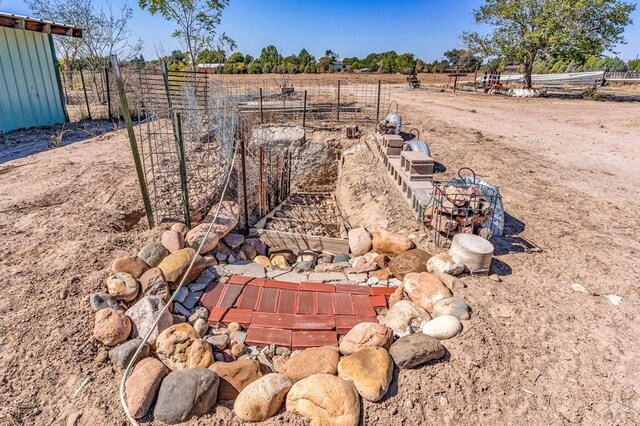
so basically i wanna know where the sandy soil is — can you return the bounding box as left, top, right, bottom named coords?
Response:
left=1, top=82, right=639, bottom=426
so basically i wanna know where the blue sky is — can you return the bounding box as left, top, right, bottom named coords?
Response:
left=5, top=0, right=640, bottom=61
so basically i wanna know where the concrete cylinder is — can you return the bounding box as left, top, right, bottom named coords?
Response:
left=449, top=234, right=494, bottom=275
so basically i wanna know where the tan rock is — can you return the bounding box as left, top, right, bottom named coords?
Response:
left=271, top=254, right=289, bottom=269
left=388, top=283, right=405, bottom=308
left=373, top=254, right=391, bottom=268
left=125, top=357, right=168, bottom=419
left=185, top=223, right=220, bottom=254
left=137, top=242, right=168, bottom=268
left=209, top=358, right=265, bottom=401
left=234, top=373, right=293, bottom=422
left=380, top=300, right=431, bottom=338
left=369, top=268, right=392, bottom=281
left=139, top=268, right=170, bottom=303
left=162, top=230, right=184, bottom=253
left=388, top=248, right=431, bottom=280
left=286, top=374, right=360, bottom=426
left=253, top=255, right=272, bottom=268
left=106, top=272, right=139, bottom=302
left=348, top=227, right=372, bottom=256
left=155, top=323, right=213, bottom=370
left=171, top=222, right=190, bottom=237
left=426, top=253, right=465, bottom=276
left=338, top=322, right=393, bottom=355
left=227, top=322, right=242, bottom=333
left=372, top=228, right=415, bottom=256
left=157, top=248, right=197, bottom=283
left=202, top=201, right=240, bottom=237
left=432, top=271, right=467, bottom=291
left=112, top=256, right=149, bottom=278
left=337, top=347, right=393, bottom=402
left=280, top=346, right=340, bottom=382
left=175, top=254, right=207, bottom=289
left=403, top=272, right=453, bottom=313
left=93, top=308, right=131, bottom=346
left=269, top=249, right=296, bottom=264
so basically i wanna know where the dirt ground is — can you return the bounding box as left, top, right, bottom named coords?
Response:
left=1, top=80, right=639, bottom=426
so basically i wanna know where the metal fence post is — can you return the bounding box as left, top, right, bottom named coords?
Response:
left=240, top=134, right=250, bottom=234
left=105, top=67, right=112, bottom=120
left=259, top=88, right=264, bottom=124
left=172, top=112, right=192, bottom=228
left=79, top=66, right=92, bottom=120
left=110, top=55, right=154, bottom=228
left=337, top=80, right=341, bottom=122
left=303, top=90, right=307, bottom=128
left=259, top=147, right=264, bottom=218
left=375, top=79, right=382, bottom=125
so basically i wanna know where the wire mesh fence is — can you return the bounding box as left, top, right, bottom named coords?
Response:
left=58, top=66, right=114, bottom=121
left=110, top=59, right=390, bottom=227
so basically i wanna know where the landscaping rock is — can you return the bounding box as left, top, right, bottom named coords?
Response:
left=162, top=230, right=184, bottom=253
left=388, top=333, right=445, bottom=369
left=421, top=315, right=462, bottom=340
left=93, top=308, right=131, bottom=346
left=344, top=262, right=378, bottom=274
left=125, top=357, right=168, bottom=419
left=403, top=272, right=453, bottom=313
left=234, top=373, right=293, bottom=422
left=138, top=242, right=168, bottom=268
left=172, top=302, right=191, bottom=317
left=307, top=272, right=348, bottom=283
left=294, top=261, right=315, bottom=272
left=317, top=253, right=334, bottom=264
left=286, top=374, right=359, bottom=426
left=223, top=233, right=245, bottom=249
left=244, top=238, right=267, bottom=256
left=125, top=296, right=172, bottom=344
left=269, top=249, right=296, bottom=264
left=338, top=347, right=393, bottom=402
left=89, top=292, right=123, bottom=312
left=171, top=222, right=189, bottom=237
left=185, top=223, right=220, bottom=254
left=432, top=297, right=470, bottom=320
left=183, top=290, right=203, bottom=310
left=155, top=323, right=213, bottom=370
left=280, top=347, right=340, bottom=382
left=178, top=254, right=207, bottom=288
left=225, top=261, right=267, bottom=278
left=432, top=271, right=467, bottom=291
left=139, top=268, right=170, bottom=303
left=209, top=358, right=265, bottom=401
left=348, top=228, right=372, bottom=256
left=157, top=248, right=198, bottom=283
left=231, top=330, right=247, bottom=345
left=426, top=253, right=465, bottom=276
left=189, top=306, right=209, bottom=323
left=193, top=318, right=209, bottom=337
left=388, top=249, right=431, bottom=280
left=230, top=342, right=246, bottom=358
left=380, top=300, right=431, bottom=338
left=373, top=254, right=391, bottom=268
left=315, top=261, right=351, bottom=273
left=206, top=334, right=229, bottom=351
left=333, top=253, right=350, bottom=263
left=240, top=244, right=257, bottom=260
left=154, top=368, right=219, bottom=424
left=253, top=255, right=272, bottom=268
left=106, top=272, right=139, bottom=302
left=297, top=250, right=318, bottom=262
left=108, top=338, right=149, bottom=368
left=372, top=228, right=414, bottom=256
left=228, top=322, right=242, bottom=333
left=271, top=254, right=289, bottom=269
left=339, top=322, right=393, bottom=355
left=369, top=268, right=392, bottom=281
left=112, top=256, right=149, bottom=278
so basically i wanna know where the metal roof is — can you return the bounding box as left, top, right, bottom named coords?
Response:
left=0, top=12, right=83, bottom=38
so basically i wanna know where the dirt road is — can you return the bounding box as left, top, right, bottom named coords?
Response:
left=1, top=85, right=639, bottom=425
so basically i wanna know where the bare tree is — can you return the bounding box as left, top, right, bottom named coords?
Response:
left=26, top=0, right=94, bottom=71
left=82, top=2, right=143, bottom=69
left=138, top=0, right=234, bottom=71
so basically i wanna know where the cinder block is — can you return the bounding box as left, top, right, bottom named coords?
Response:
left=383, top=134, right=404, bottom=148
left=386, top=147, right=402, bottom=156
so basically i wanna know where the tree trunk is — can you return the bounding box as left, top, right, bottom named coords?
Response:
left=523, top=61, right=533, bottom=89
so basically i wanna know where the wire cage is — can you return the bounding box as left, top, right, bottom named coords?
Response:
left=428, top=168, right=503, bottom=248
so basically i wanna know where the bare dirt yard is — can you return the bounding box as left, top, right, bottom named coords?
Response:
left=1, top=79, right=639, bottom=425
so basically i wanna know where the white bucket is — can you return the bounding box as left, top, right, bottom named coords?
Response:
left=449, top=234, right=494, bottom=275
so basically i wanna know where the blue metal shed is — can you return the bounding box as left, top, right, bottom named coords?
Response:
left=0, top=13, right=83, bottom=133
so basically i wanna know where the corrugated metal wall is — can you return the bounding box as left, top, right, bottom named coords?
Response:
left=0, top=27, right=66, bottom=133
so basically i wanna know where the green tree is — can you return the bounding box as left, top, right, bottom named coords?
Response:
left=197, top=48, right=225, bottom=64
left=227, top=52, right=245, bottom=63
left=247, top=62, right=261, bottom=73
left=244, top=54, right=253, bottom=64
left=463, top=0, right=635, bottom=88
left=259, top=45, right=281, bottom=72
left=629, top=59, right=640, bottom=72
left=297, top=48, right=315, bottom=66
left=317, top=56, right=333, bottom=73
left=138, top=0, right=235, bottom=71
left=395, top=53, right=416, bottom=74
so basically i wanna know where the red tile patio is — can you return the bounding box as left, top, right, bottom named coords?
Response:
left=200, top=275, right=391, bottom=349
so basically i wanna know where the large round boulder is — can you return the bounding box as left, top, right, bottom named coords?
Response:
left=234, top=373, right=293, bottom=422
left=380, top=300, right=431, bottom=338
left=403, top=272, right=452, bottom=313
left=286, top=374, right=360, bottom=426
left=372, top=228, right=414, bottom=256
left=125, top=296, right=172, bottom=345
left=279, top=346, right=340, bottom=382
left=338, top=322, right=393, bottom=355
left=154, top=368, right=220, bottom=424
left=388, top=333, right=445, bottom=369
left=337, top=347, right=393, bottom=402
left=124, top=357, right=168, bottom=419
left=93, top=308, right=131, bottom=346
left=388, top=248, right=431, bottom=279
left=209, top=358, right=265, bottom=401
left=155, top=323, right=213, bottom=370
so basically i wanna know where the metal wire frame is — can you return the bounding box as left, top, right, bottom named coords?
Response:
left=429, top=171, right=502, bottom=248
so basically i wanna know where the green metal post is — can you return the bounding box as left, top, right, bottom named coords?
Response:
left=111, top=55, right=154, bottom=228
left=172, top=112, right=192, bottom=228
left=79, top=66, right=92, bottom=120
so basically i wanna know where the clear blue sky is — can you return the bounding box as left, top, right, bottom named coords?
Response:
left=5, top=0, right=640, bottom=61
